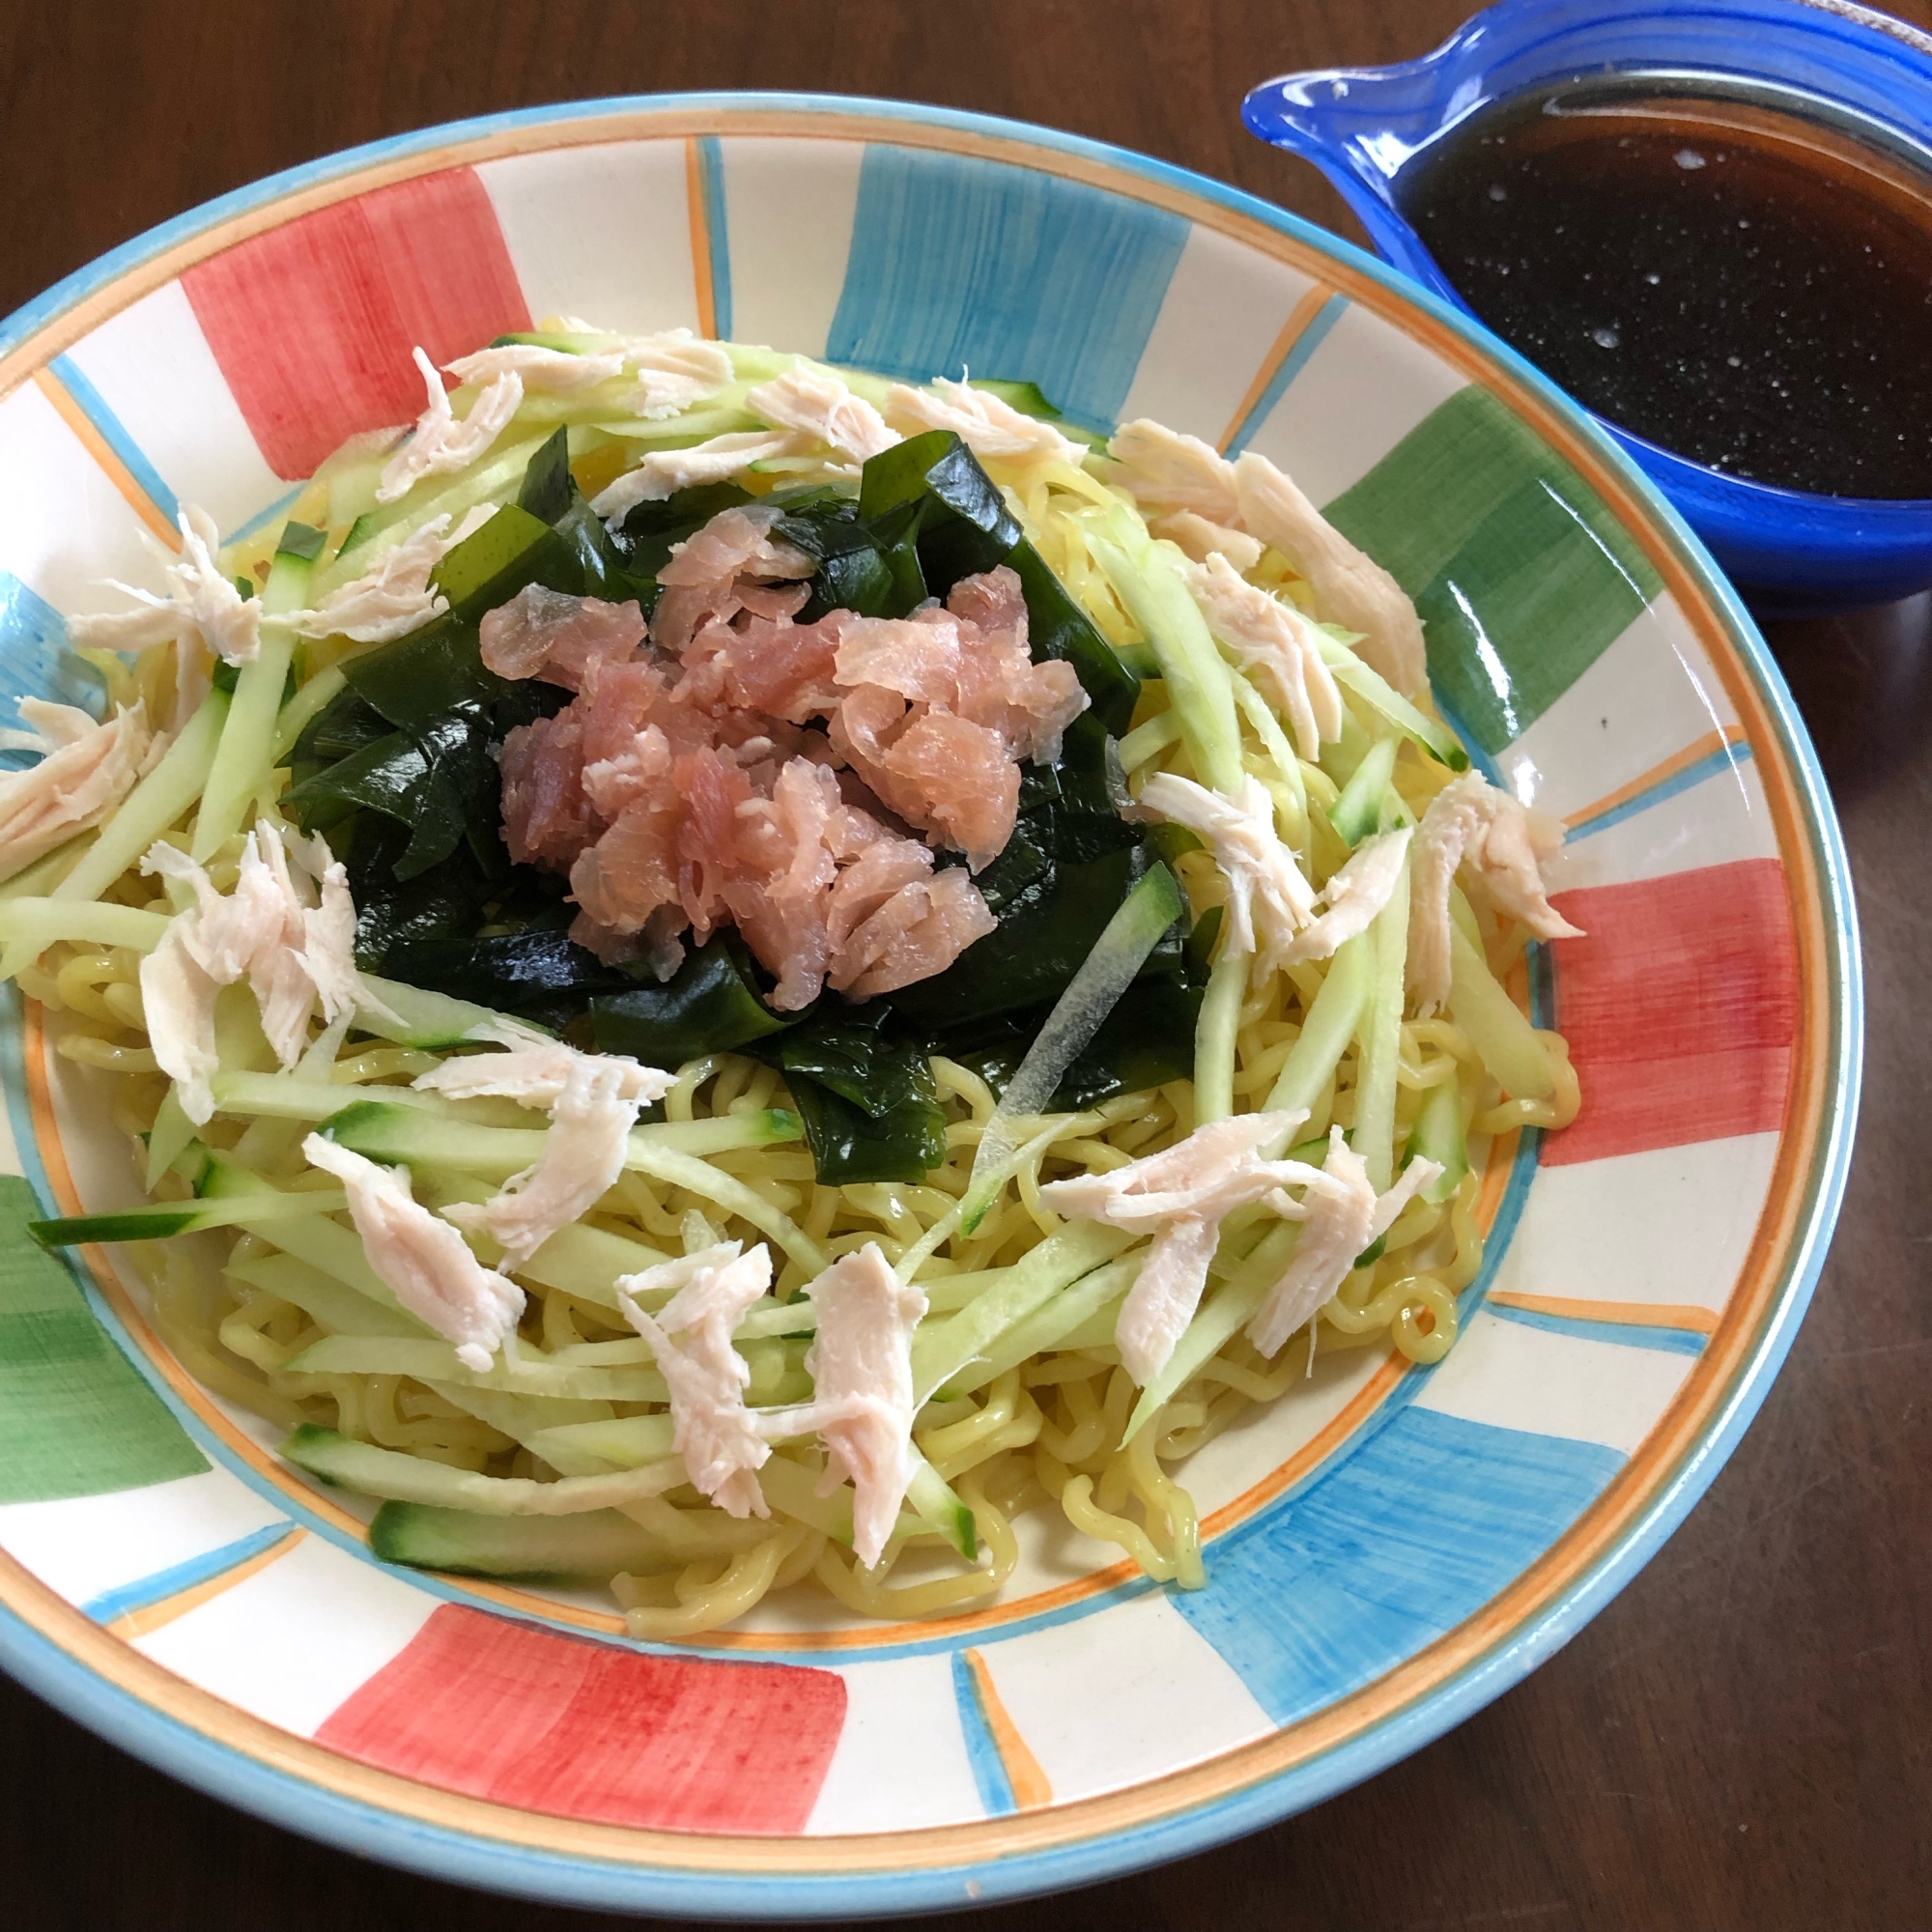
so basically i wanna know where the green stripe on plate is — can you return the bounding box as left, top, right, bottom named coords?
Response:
left=1323, top=386, right=1662, bottom=754
left=0, top=1175, right=206, bottom=1503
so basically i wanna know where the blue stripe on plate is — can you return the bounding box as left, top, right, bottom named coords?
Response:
left=950, top=1650, right=1017, bottom=1816
left=695, top=133, right=733, bottom=341
left=0, top=572, right=97, bottom=763
left=78, top=1520, right=295, bottom=1624
left=825, top=143, right=1187, bottom=430
left=1224, top=292, right=1350, bottom=457
left=1487, top=1302, right=1709, bottom=1358
left=1171, top=1407, right=1623, bottom=1726
left=47, top=355, right=180, bottom=527
left=223, top=484, right=305, bottom=549
left=1567, top=741, right=1757, bottom=842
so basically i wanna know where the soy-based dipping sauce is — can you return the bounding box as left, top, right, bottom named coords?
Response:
left=1396, top=77, right=1932, bottom=499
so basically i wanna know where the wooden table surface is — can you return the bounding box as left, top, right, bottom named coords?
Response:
left=2, top=3, right=1927, bottom=1925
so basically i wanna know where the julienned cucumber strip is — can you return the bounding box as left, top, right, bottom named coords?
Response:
left=1405, top=1069, right=1470, bottom=1204
left=941, top=1254, right=1142, bottom=1399
left=0, top=899, right=169, bottom=955
left=426, top=1382, right=609, bottom=1461
left=527, top=1413, right=677, bottom=1473
left=281, top=1423, right=687, bottom=1513
left=1314, top=633, right=1469, bottom=772
left=1447, top=923, right=1556, bottom=1101
left=313, top=1098, right=801, bottom=1179
left=29, top=1185, right=349, bottom=1248
left=283, top=1333, right=671, bottom=1403
left=962, top=861, right=1183, bottom=1221
left=270, top=664, right=347, bottom=765
left=1091, top=523, right=1244, bottom=795
left=904, top=1453, right=979, bottom=1563
left=1351, top=858, right=1411, bottom=1195
left=1329, top=734, right=1399, bottom=846
left=909, top=1221, right=1132, bottom=1401
left=1192, top=942, right=1247, bottom=1127
left=370, top=1502, right=668, bottom=1582
left=193, top=540, right=316, bottom=861
left=1264, top=932, right=1371, bottom=1124
left=223, top=1251, right=425, bottom=1340
left=353, top=976, right=553, bottom=1051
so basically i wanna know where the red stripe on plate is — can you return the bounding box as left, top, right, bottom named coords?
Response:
left=314, top=1605, right=846, bottom=1833
left=182, top=168, right=530, bottom=480
left=1543, top=859, right=1799, bottom=1167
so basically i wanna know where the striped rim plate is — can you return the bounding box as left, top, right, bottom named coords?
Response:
left=0, top=95, right=1860, bottom=1917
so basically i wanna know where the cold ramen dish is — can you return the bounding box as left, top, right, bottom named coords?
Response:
left=2, top=328, right=1582, bottom=1638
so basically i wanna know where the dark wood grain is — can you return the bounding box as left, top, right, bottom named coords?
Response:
left=2, top=4, right=1928, bottom=1926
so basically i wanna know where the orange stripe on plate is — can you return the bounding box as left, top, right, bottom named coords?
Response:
left=963, top=1649, right=1053, bottom=1809
left=106, top=1527, right=305, bottom=1641
left=685, top=136, right=718, bottom=340
left=1563, top=724, right=1750, bottom=830
left=31, top=367, right=180, bottom=549
left=1216, top=282, right=1335, bottom=453
left=1487, top=1290, right=1719, bottom=1335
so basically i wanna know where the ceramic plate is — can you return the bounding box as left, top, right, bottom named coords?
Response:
left=0, top=95, right=1859, bottom=1917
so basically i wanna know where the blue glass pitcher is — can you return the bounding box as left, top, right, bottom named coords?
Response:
left=1244, top=0, right=1932, bottom=611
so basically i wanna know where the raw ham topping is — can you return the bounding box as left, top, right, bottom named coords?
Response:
left=490, top=509, right=1086, bottom=1006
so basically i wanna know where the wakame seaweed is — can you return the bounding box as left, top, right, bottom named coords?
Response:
left=287, top=419, right=1173, bottom=1182
left=752, top=1006, right=948, bottom=1186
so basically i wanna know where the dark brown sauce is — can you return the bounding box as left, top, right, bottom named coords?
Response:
left=1395, top=76, right=1932, bottom=499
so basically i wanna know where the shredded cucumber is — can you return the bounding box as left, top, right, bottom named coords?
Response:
left=942, top=1254, right=1141, bottom=1399
left=1264, top=933, right=1371, bottom=1123
left=909, top=1221, right=1131, bottom=1401
left=1314, top=632, right=1467, bottom=772
left=1352, top=855, right=1411, bottom=1194
left=1091, top=516, right=1243, bottom=795
left=284, top=1423, right=688, bottom=1514
left=962, top=861, right=1183, bottom=1224
left=194, top=534, right=317, bottom=859
left=1448, top=923, right=1555, bottom=1101
left=0, top=899, right=168, bottom=954
left=1329, top=734, right=1399, bottom=846
left=1405, top=1069, right=1470, bottom=1203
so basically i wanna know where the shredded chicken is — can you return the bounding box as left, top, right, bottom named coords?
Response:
left=0, top=698, right=154, bottom=883
left=883, top=377, right=1087, bottom=466
left=1040, top=1112, right=1312, bottom=1384
left=772, top=1243, right=928, bottom=1568
left=589, top=431, right=808, bottom=521
left=747, top=365, right=898, bottom=463
left=1107, top=419, right=1242, bottom=522
left=1232, top=451, right=1428, bottom=698
left=67, top=503, right=261, bottom=670
left=138, top=824, right=376, bottom=1121
left=444, top=343, right=626, bottom=392
left=616, top=1241, right=775, bottom=1518
left=413, top=1037, right=671, bottom=1110
left=1151, top=510, right=1263, bottom=573
left=1181, top=552, right=1342, bottom=760
left=608, top=328, right=735, bottom=419
left=377, top=347, right=524, bottom=504
left=1138, top=772, right=1316, bottom=980
left=1245, top=1129, right=1443, bottom=1358
left=301, top=1133, right=526, bottom=1372
left=1408, top=773, right=1584, bottom=1017
left=1282, top=826, right=1413, bottom=966
left=1109, top=423, right=1430, bottom=698
left=439, top=1048, right=668, bottom=1268
left=288, top=504, right=497, bottom=644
